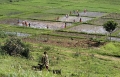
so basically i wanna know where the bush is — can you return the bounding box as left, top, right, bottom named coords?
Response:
left=1, top=37, right=30, bottom=58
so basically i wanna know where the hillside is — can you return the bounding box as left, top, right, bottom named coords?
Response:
left=0, top=0, right=120, bottom=77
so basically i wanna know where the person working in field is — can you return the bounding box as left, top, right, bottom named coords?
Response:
left=41, top=51, right=49, bottom=70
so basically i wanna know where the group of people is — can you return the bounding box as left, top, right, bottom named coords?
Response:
left=22, top=21, right=31, bottom=27
left=17, top=19, right=31, bottom=27
left=17, top=9, right=87, bottom=31
left=17, top=19, right=50, bottom=29
left=64, top=9, right=87, bottom=23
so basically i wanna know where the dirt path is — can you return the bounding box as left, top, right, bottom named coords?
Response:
left=94, top=54, right=120, bottom=62
left=80, top=52, right=120, bottom=62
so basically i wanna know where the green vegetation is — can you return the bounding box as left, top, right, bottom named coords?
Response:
left=1, top=0, right=120, bottom=19
left=0, top=0, right=120, bottom=77
left=1, top=37, right=30, bottom=58
left=100, top=42, right=120, bottom=57
left=103, top=20, right=118, bottom=41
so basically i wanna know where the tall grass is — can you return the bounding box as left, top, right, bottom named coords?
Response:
left=0, top=54, right=56, bottom=77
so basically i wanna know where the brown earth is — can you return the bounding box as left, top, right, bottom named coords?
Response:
left=22, top=35, right=105, bottom=48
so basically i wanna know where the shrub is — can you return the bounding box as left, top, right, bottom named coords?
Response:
left=1, top=37, right=30, bottom=58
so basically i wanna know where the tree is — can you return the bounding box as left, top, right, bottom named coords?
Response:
left=103, top=20, right=118, bottom=41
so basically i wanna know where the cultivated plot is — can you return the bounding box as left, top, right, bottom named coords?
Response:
left=59, top=16, right=93, bottom=22
left=18, top=20, right=72, bottom=30
left=68, top=24, right=107, bottom=34
left=79, top=11, right=107, bottom=17
left=91, top=14, right=120, bottom=27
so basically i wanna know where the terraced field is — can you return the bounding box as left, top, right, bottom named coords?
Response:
left=0, top=0, right=120, bottom=77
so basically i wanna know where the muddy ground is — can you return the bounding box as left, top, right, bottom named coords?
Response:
left=18, top=20, right=72, bottom=30
left=58, top=16, right=93, bottom=22
left=0, top=18, right=72, bottom=30
left=68, top=24, right=107, bottom=34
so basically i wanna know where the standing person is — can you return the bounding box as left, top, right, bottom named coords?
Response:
left=64, top=22, right=67, bottom=28
left=25, top=21, right=28, bottom=27
left=46, top=25, right=49, bottom=29
left=22, top=21, right=25, bottom=26
left=76, top=10, right=79, bottom=14
left=70, top=11, right=71, bottom=15
left=79, top=18, right=82, bottom=22
left=84, top=9, right=86, bottom=13
left=73, top=19, right=75, bottom=22
left=77, top=13, right=80, bottom=17
left=28, top=23, right=31, bottom=27
left=65, top=14, right=68, bottom=18
left=56, top=16, right=59, bottom=21
left=17, top=19, right=20, bottom=24
left=41, top=51, right=49, bottom=70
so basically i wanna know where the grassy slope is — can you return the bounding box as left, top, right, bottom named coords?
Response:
left=0, top=42, right=120, bottom=77
left=0, top=0, right=120, bottom=19
left=0, top=0, right=120, bottom=77
left=0, top=25, right=120, bottom=77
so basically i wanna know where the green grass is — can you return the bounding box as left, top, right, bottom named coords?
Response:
left=0, top=54, right=55, bottom=77
left=0, top=35, right=120, bottom=77
left=0, top=0, right=120, bottom=77
left=1, top=0, right=120, bottom=19
left=1, top=43, right=120, bottom=77
left=100, top=42, right=120, bottom=57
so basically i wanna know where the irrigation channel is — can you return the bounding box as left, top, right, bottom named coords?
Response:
left=5, top=32, right=30, bottom=37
